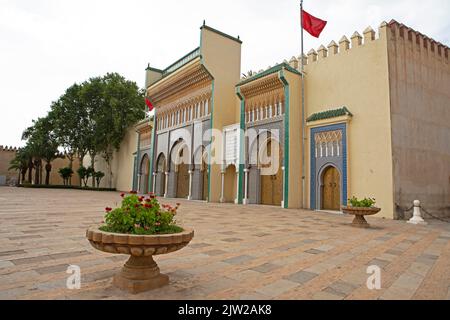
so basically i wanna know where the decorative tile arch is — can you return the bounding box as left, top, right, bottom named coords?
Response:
left=310, top=123, right=348, bottom=210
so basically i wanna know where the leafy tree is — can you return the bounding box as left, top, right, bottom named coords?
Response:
left=58, top=167, right=74, bottom=186
left=77, top=166, right=91, bottom=187
left=49, top=84, right=89, bottom=175
left=8, top=148, right=30, bottom=185
left=94, top=171, right=105, bottom=188
left=22, top=117, right=61, bottom=185
left=80, top=73, right=145, bottom=188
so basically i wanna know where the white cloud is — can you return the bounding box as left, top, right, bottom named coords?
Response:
left=0, top=0, right=449, bottom=147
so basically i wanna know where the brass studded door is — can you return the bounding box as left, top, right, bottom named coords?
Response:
left=176, top=163, right=189, bottom=199
left=322, top=166, right=341, bottom=210
left=261, top=168, right=282, bottom=206
left=260, top=142, right=282, bottom=206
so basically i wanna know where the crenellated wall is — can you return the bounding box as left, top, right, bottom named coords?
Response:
left=0, top=146, right=19, bottom=185
left=301, top=22, right=395, bottom=218
left=387, top=20, right=450, bottom=219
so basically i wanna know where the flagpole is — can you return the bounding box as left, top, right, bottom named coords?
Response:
left=300, top=0, right=306, bottom=209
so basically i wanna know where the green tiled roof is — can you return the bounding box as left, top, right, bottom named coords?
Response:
left=306, top=107, right=353, bottom=122
left=237, top=63, right=302, bottom=87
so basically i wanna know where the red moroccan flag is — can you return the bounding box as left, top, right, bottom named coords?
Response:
left=145, top=97, right=154, bottom=111
left=302, top=9, right=327, bottom=38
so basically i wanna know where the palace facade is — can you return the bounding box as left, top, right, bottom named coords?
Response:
left=106, top=20, right=449, bottom=220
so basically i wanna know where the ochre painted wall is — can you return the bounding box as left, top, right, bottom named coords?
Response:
left=201, top=26, right=242, bottom=202
left=304, top=24, right=395, bottom=218
left=0, top=148, right=18, bottom=185
left=283, top=70, right=303, bottom=208
left=387, top=22, right=450, bottom=219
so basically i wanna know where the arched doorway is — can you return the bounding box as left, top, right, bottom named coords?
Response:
left=156, top=153, right=166, bottom=196
left=176, top=145, right=190, bottom=199
left=140, top=155, right=150, bottom=194
left=224, top=164, right=237, bottom=203
left=260, top=139, right=283, bottom=206
left=321, top=166, right=341, bottom=210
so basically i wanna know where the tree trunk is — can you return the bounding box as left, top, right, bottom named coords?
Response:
left=78, top=156, right=84, bottom=187
left=28, top=159, right=33, bottom=183
left=68, top=154, right=73, bottom=186
left=45, top=163, right=52, bottom=185
left=91, top=154, right=96, bottom=188
left=34, top=160, right=40, bottom=185
left=21, top=169, right=26, bottom=184
left=39, top=160, right=43, bottom=185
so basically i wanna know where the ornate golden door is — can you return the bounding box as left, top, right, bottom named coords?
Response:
left=176, top=163, right=189, bottom=199
left=260, top=141, right=282, bottom=206
left=322, top=166, right=341, bottom=210
left=202, top=162, right=208, bottom=201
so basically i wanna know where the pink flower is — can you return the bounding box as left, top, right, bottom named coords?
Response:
left=155, top=222, right=161, bottom=227
left=134, top=224, right=141, bottom=228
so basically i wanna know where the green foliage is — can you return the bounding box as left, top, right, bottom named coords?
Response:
left=58, top=167, right=74, bottom=186
left=94, top=171, right=105, bottom=188
left=9, top=148, right=30, bottom=183
left=18, top=184, right=116, bottom=191
left=18, top=72, right=145, bottom=187
left=77, top=166, right=94, bottom=187
left=348, top=196, right=377, bottom=208
left=49, top=72, right=145, bottom=174
left=100, top=193, right=183, bottom=235
left=22, top=116, right=61, bottom=185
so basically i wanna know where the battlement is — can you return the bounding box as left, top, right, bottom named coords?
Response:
left=0, top=145, right=19, bottom=152
left=282, top=20, right=449, bottom=70
left=241, top=20, right=449, bottom=81
left=388, top=20, right=449, bottom=62
left=290, top=22, right=388, bottom=68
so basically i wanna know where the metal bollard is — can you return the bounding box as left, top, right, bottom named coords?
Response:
left=407, top=200, right=428, bottom=225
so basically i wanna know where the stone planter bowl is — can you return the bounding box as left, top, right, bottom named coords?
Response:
left=341, top=206, right=381, bottom=228
left=86, top=225, right=194, bottom=294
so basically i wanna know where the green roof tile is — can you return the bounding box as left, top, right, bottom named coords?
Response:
left=236, top=63, right=301, bottom=87
left=306, top=107, right=353, bottom=122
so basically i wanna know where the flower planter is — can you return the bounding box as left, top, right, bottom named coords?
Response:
left=341, top=206, right=381, bottom=228
left=86, top=225, right=194, bottom=294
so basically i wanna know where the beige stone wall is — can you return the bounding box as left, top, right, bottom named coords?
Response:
left=49, top=157, right=81, bottom=186
left=0, top=146, right=81, bottom=186
left=0, top=147, right=18, bottom=185
left=304, top=24, right=395, bottom=218
left=387, top=22, right=450, bottom=218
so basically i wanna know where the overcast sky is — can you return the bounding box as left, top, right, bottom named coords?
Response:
left=1, top=0, right=449, bottom=147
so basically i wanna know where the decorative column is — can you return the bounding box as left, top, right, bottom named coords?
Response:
left=220, top=171, right=225, bottom=203
left=152, top=172, right=157, bottom=194
left=187, top=170, right=193, bottom=200
left=243, top=168, right=249, bottom=205
left=408, top=200, right=428, bottom=225
left=235, top=168, right=240, bottom=204
left=164, top=172, right=169, bottom=198
left=281, top=166, right=286, bottom=208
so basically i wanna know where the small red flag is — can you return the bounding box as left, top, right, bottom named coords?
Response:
left=302, top=9, right=327, bottom=38
left=145, top=97, right=154, bottom=111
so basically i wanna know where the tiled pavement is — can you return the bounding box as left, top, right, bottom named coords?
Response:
left=0, top=187, right=449, bottom=300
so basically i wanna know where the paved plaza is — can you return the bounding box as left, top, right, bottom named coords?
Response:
left=0, top=187, right=449, bottom=300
